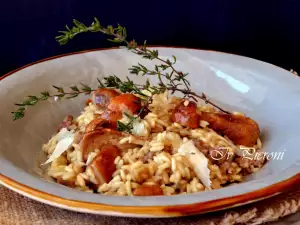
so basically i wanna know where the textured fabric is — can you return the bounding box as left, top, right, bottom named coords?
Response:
left=0, top=186, right=299, bottom=225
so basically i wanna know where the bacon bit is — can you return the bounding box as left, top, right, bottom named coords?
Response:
left=171, top=100, right=200, bottom=129
left=88, top=145, right=120, bottom=185
left=57, top=115, right=73, bottom=132
left=85, top=99, right=92, bottom=106
left=56, top=176, right=76, bottom=188
left=133, top=184, right=163, bottom=196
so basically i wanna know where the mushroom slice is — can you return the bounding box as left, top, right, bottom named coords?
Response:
left=99, top=110, right=123, bottom=128
left=81, top=128, right=137, bottom=162
left=85, top=118, right=118, bottom=132
left=87, top=145, right=120, bottom=185
left=171, top=100, right=200, bottom=129
left=133, top=184, right=163, bottom=196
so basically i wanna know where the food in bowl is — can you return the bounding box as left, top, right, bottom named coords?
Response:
left=41, top=88, right=264, bottom=196
left=11, top=18, right=266, bottom=196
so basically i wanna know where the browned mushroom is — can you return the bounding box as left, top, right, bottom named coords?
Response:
left=85, top=99, right=92, bottom=106
left=171, top=100, right=200, bottom=129
left=88, top=145, right=120, bottom=185
left=133, top=184, right=163, bottom=196
left=73, top=131, right=84, bottom=144
left=171, top=101, right=260, bottom=146
left=56, top=176, right=76, bottom=188
left=92, top=88, right=120, bottom=109
left=198, top=112, right=260, bottom=147
left=107, top=93, right=142, bottom=115
left=81, top=128, right=137, bottom=162
left=99, top=110, right=122, bottom=125
left=85, top=118, right=118, bottom=132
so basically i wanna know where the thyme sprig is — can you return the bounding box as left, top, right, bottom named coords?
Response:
left=11, top=76, right=153, bottom=123
left=11, top=17, right=229, bottom=128
left=11, top=84, right=96, bottom=121
left=56, top=18, right=229, bottom=114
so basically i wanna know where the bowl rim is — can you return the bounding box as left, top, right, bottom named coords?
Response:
left=1, top=46, right=299, bottom=217
left=1, top=173, right=299, bottom=217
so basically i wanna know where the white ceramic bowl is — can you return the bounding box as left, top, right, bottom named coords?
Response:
left=0, top=47, right=299, bottom=217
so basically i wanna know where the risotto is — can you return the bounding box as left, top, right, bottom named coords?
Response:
left=42, top=89, right=265, bottom=196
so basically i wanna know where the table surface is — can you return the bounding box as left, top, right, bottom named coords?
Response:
left=1, top=185, right=300, bottom=225
left=271, top=214, right=300, bottom=225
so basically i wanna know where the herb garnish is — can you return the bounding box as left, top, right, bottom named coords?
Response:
left=11, top=17, right=229, bottom=132
left=12, top=85, right=95, bottom=121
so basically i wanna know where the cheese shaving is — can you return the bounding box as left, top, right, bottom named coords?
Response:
left=42, top=128, right=75, bottom=165
left=132, top=120, right=150, bottom=137
left=178, top=140, right=212, bottom=189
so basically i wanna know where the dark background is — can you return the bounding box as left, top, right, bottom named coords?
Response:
left=1, top=0, right=300, bottom=76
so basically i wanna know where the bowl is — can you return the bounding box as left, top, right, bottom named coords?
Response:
left=0, top=47, right=299, bottom=217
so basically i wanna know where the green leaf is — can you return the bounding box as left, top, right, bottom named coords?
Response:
left=142, top=54, right=153, bottom=60
left=73, top=19, right=87, bottom=30
left=128, top=40, right=137, bottom=49
left=122, top=27, right=127, bottom=38
left=92, top=17, right=101, bottom=30
left=123, top=112, right=135, bottom=120
left=103, top=76, right=121, bottom=87
left=119, top=80, right=135, bottom=93
left=54, top=94, right=65, bottom=101
left=151, top=50, right=159, bottom=58
left=172, top=55, right=177, bottom=64
left=107, top=38, right=122, bottom=43
left=144, top=79, right=151, bottom=89
left=106, top=25, right=114, bottom=34
left=52, top=85, right=64, bottom=93
left=40, top=91, right=50, bottom=100
left=70, top=86, right=79, bottom=92
left=80, top=83, right=92, bottom=92
left=117, top=121, right=130, bottom=132
left=11, top=107, right=25, bottom=121
left=159, top=64, right=169, bottom=70
left=65, top=25, right=71, bottom=32
left=97, top=78, right=105, bottom=88
left=66, top=93, right=79, bottom=99
left=55, top=35, right=69, bottom=45
left=23, top=96, right=39, bottom=106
